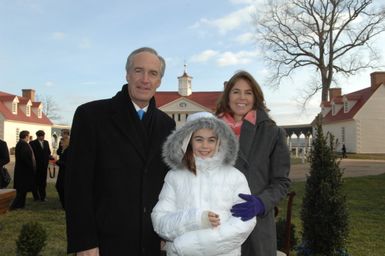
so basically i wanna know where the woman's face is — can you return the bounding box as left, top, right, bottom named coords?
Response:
left=191, top=128, right=218, bottom=159
left=229, top=79, right=255, bottom=122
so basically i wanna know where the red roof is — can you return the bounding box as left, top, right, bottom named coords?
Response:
left=323, top=87, right=374, bottom=124
left=155, top=91, right=222, bottom=111
left=0, top=91, right=52, bottom=125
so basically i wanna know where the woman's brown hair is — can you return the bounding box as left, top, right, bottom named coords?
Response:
left=215, top=70, right=266, bottom=116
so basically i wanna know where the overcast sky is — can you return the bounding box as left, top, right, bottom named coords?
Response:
left=1, top=0, right=384, bottom=125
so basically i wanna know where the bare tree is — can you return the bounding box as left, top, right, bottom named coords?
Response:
left=255, top=0, right=385, bottom=105
left=37, top=95, right=61, bottom=121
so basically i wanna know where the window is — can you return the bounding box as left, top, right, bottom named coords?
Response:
left=12, top=102, right=18, bottom=114
left=26, top=105, right=31, bottom=117
left=343, top=100, right=349, bottom=113
left=16, top=128, right=20, bottom=142
left=332, top=103, right=336, bottom=116
left=341, top=127, right=345, bottom=143
left=38, top=108, right=42, bottom=118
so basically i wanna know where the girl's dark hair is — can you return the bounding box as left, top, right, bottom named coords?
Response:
left=182, top=143, right=197, bottom=175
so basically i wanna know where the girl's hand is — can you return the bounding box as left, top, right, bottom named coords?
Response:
left=208, top=211, right=220, bottom=227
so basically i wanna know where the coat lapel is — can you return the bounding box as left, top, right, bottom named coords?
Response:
left=142, top=99, right=164, bottom=167
left=239, top=108, right=270, bottom=164
left=109, top=85, right=146, bottom=160
left=239, top=121, right=256, bottom=164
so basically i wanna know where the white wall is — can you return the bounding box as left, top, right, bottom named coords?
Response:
left=323, top=120, right=356, bottom=153
left=3, top=121, right=52, bottom=150
left=354, top=85, right=385, bottom=153
left=160, top=98, right=212, bottom=128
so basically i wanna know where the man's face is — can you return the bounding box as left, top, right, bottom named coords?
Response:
left=38, top=135, right=45, bottom=141
left=126, top=51, right=162, bottom=108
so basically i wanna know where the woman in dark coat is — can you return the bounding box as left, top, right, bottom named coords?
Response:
left=216, top=70, right=291, bottom=256
left=10, top=130, right=36, bottom=210
left=55, top=130, right=70, bottom=209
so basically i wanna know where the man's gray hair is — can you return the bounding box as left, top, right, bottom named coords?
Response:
left=125, top=47, right=166, bottom=78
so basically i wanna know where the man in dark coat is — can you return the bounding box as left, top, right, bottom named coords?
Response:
left=65, top=47, right=176, bottom=256
left=29, top=130, right=51, bottom=201
left=0, top=138, right=10, bottom=188
left=10, top=130, right=36, bottom=210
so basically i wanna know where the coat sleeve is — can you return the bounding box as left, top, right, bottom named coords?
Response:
left=258, top=127, right=291, bottom=214
left=65, top=105, right=99, bottom=253
left=151, top=171, right=203, bottom=241
left=0, top=141, right=10, bottom=167
left=173, top=171, right=256, bottom=256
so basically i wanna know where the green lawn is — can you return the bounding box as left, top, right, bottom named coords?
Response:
left=280, top=173, right=385, bottom=256
left=0, top=185, right=67, bottom=256
left=1, top=174, right=384, bottom=255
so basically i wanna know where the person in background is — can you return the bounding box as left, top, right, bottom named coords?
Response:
left=55, top=129, right=70, bottom=209
left=29, top=130, right=51, bottom=202
left=342, top=144, right=347, bottom=158
left=65, top=47, right=176, bottom=256
left=0, top=138, right=10, bottom=188
left=216, top=70, right=291, bottom=256
left=152, top=112, right=256, bottom=256
left=10, top=130, right=36, bottom=210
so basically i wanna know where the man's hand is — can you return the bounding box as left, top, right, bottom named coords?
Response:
left=231, top=193, right=265, bottom=221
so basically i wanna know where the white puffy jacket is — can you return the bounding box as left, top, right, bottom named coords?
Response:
left=152, top=115, right=256, bottom=256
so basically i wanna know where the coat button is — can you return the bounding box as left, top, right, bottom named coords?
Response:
left=143, top=207, right=147, bottom=213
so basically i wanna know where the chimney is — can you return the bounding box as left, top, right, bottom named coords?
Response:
left=22, top=89, right=36, bottom=102
left=370, top=71, right=385, bottom=91
left=328, top=88, right=341, bottom=101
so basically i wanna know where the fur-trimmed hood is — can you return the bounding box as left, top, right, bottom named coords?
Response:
left=162, top=113, right=239, bottom=170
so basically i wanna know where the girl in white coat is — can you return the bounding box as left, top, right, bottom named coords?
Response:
left=152, top=112, right=256, bottom=256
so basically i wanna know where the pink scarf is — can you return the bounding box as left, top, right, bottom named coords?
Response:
left=219, top=110, right=257, bottom=138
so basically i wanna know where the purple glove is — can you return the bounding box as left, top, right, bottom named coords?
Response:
left=231, top=193, right=265, bottom=221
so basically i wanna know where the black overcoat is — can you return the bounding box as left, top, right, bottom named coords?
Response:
left=65, top=84, right=175, bottom=255
left=29, top=139, right=51, bottom=182
left=13, top=140, right=36, bottom=191
left=0, top=139, right=10, bottom=168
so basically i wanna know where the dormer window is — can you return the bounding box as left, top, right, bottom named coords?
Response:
left=343, top=100, right=349, bottom=113
left=332, top=102, right=336, bottom=116
left=12, top=102, right=18, bottom=114
left=25, top=101, right=32, bottom=117
left=26, top=105, right=31, bottom=117
left=38, top=108, right=42, bottom=118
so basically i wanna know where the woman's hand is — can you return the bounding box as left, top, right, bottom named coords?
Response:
left=76, top=247, right=99, bottom=256
left=208, top=211, right=221, bottom=227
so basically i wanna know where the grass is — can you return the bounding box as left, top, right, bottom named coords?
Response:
left=0, top=184, right=67, bottom=256
left=279, top=173, right=385, bottom=256
left=1, top=174, right=384, bottom=255
left=344, top=153, right=385, bottom=160
left=291, top=153, right=385, bottom=164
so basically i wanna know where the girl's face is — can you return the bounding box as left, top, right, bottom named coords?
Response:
left=191, top=128, right=218, bottom=159
left=229, top=79, right=255, bottom=122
